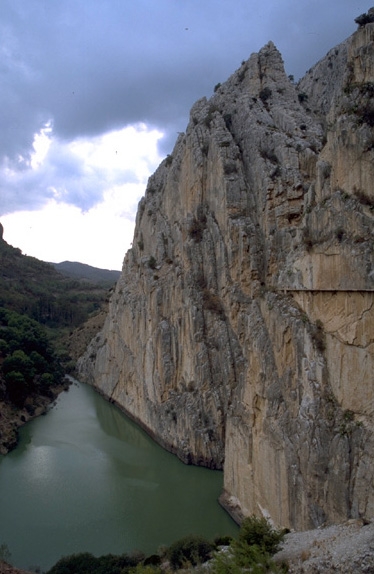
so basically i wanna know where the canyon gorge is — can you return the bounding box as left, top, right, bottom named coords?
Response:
left=78, top=16, right=374, bottom=532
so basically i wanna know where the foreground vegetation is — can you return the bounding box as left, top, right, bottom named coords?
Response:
left=45, top=516, right=288, bottom=573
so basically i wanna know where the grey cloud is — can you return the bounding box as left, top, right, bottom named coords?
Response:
left=0, top=0, right=370, bottom=213
left=0, top=137, right=143, bottom=215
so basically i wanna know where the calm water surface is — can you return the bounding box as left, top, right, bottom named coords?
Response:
left=0, top=381, right=237, bottom=571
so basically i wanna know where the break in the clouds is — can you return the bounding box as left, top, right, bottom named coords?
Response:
left=0, top=124, right=163, bottom=214
left=0, top=0, right=370, bottom=267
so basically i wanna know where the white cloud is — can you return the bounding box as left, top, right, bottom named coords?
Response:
left=2, top=124, right=164, bottom=269
left=1, top=0, right=369, bottom=270
left=3, top=192, right=136, bottom=270
left=30, top=123, right=53, bottom=169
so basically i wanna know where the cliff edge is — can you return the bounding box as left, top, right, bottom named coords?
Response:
left=78, top=16, right=374, bottom=531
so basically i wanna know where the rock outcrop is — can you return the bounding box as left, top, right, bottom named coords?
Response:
left=78, top=17, right=374, bottom=531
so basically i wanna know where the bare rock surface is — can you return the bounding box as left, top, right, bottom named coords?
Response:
left=78, top=16, right=374, bottom=532
left=274, top=520, right=374, bottom=573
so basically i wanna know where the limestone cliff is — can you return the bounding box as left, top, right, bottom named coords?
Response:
left=78, top=17, right=374, bottom=531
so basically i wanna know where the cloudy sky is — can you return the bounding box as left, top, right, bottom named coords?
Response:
left=0, top=1, right=370, bottom=270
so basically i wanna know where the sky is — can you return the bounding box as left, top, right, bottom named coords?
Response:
left=0, top=1, right=370, bottom=270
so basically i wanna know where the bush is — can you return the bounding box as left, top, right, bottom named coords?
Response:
left=47, top=551, right=142, bottom=574
left=355, top=10, right=374, bottom=27
left=237, top=515, right=285, bottom=555
left=188, top=216, right=206, bottom=242
left=353, top=188, right=374, bottom=209
left=212, top=544, right=287, bottom=574
left=148, top=256, right=157, bottom=270
left=311, top=319, right=326, bottom=353
left=167, top=534, right=215, bottom=570
left=259, top=87, right=272, bottom=103
left=211, top=516, right=287, bottom=573
left=214, top=535, right=234, bottom=547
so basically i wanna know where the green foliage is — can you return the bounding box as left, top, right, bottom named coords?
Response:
left=148, top=256, right=157, bottom=270
left=259, top=87, right=272, bottom=103
left=303, top=228, right=314, bottom=251
left=223, top=162, right=237, bottom=175
left=214, top=535, right=234, bottom=547
left=0, top=235, right=109, bottom=330
left=298, top=92, right=308, bottom=103
left=355, top=10, right=374, bottom=27
left=311, top=319, right=326, bottom=353
left=47, top=551, right=143, bottom=574
left=237, top=515, right=285, bottom=555
left=211, top=548, right=244, bottom=574
left=46, top=516, right=286, bottom=573
left=223, top=113, right=232, bottom=130
left=143, top=554, right=162, bottom=567
left=167, top=534, right=215, bottom=570
left=212, top=544, right=285, bottom=573
left=204, top=104, right=219, bottom=127
left=353, top=188, right=374, bottom=210
left=211, top=516, right=287, bottom=573
left=188, top=217, right=206, bottom=242
left=342, top=83, right=374, bottom=126
left=165, top=154, right=173, bottom=167
left=0, top=307, right=64, bottom=405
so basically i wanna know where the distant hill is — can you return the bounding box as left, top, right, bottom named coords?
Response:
left=0, top=224, right=112, bottom=330
left=0, top=222, right=113, bottom=451
left=52, top=261, right=120, bottom=287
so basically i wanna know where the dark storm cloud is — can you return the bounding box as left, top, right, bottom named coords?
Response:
left=0, top=0, right=370, bottom=213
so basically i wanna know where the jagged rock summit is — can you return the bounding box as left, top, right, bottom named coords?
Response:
left=78, top=15, right=374, bottom=532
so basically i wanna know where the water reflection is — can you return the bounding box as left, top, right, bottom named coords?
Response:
left=0, top=381, right=238, bottom=571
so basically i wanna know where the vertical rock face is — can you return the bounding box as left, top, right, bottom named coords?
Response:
left=78, top=21, right=374, bottom=531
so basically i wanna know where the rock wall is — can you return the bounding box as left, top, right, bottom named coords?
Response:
left=78, top=20, right=374, bottom=530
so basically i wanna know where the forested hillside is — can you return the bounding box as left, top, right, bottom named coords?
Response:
left=0, top=228, right=110, bottom=329
left=0, top=223, right=116, bottom=452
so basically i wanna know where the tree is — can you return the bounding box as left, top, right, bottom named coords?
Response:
left=355, top=9, right=374, bottom=27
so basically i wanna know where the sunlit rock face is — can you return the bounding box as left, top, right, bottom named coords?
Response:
left=78, top=20, right=374, bottom=531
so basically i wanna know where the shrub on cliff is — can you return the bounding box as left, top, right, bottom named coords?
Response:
left=47, top=551, right=143, bottom=574
left=167, top=534, right=215, bottom=570
left=236, top=515, right=285, bottom=555
left=211, top=515, right=287, bottom=573
left=355, top=9, right=374, bottom=27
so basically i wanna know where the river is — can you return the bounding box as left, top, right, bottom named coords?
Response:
left=0, top=381, right=238, bottom=571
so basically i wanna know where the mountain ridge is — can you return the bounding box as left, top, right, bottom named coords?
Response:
left=78, top=15, right=374, bottom=532
left=52, top=261, right=120, bottom=286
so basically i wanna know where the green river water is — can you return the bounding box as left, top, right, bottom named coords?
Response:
left=0, top=381, right=238, bottom=571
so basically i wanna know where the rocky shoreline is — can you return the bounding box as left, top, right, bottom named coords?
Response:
left=0, top=380, right=70, bottom=455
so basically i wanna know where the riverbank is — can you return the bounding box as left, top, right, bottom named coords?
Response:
left=0, top=380, right=70, bottom=455
left=0, top=561, right=31, bottom=574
